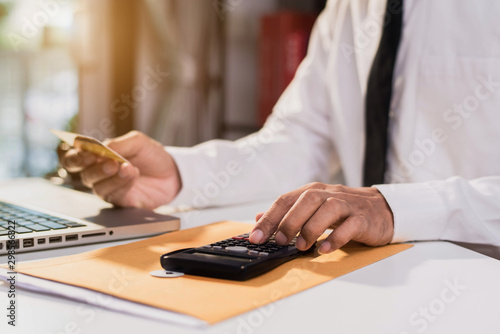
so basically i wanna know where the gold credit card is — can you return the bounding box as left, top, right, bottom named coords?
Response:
left=51, top=129, right=129, bottom=164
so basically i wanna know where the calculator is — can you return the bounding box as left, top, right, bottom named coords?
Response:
left=160, top=233, right=314, bottom=281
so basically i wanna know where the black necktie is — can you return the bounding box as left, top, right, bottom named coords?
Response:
left=362, top=0, right=404, bottom=187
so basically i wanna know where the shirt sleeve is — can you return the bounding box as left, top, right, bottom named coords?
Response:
left=375, top=176, right=500, bottom=247
left=166, top=6, right=339, bottom=208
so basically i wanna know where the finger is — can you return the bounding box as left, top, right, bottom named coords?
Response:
left=274, top=189, right=328, bottom=245
left=296, top=197, right=351, bottom=250
left=80, top=160, right=120, bottom=188
left=117, top=162, right=140, bottom=179
left=61, top=149, right=98, bottom=173
left=249, top=189, right=303, bottom=244
left=92, top=164, right=140, bottom=205
left=94, top=177, right=134, bottom=207
left=255, top=212, right=264, bottom=221
left=317, top=216, right=366, bottom=254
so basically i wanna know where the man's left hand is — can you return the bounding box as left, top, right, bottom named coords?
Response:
left=249, top=183, right=394, bottom=254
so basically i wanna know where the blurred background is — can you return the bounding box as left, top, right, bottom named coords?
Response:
left=0, top=0, right=326, bottom=182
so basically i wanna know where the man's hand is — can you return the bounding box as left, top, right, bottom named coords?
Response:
left=249, top=183, right=394, bottom=254
left=61, top=131, right=181, bottom=209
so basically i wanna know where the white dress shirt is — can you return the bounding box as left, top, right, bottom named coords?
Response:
left=166, top=0, right=500, bottom=249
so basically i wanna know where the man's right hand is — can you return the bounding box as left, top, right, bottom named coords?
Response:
left=61, top=131, right=181, bottom=209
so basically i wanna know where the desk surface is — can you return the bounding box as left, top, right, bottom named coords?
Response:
left=1, top=179, right=500, bottom=334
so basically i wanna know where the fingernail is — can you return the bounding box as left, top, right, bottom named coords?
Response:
left=102, top=161, right=116, bottom=175
left=275, top=231, right=287, bottom=245
left=318, top=241, right=332, bottom=254
left=249, top=229, right=264, bottom=244
left=118, top=163, right=130, bottom=179
left=295, top=236, right=306, bottom=250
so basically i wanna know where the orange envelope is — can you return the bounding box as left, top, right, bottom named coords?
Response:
left=8, top=221, right=412, bottom=324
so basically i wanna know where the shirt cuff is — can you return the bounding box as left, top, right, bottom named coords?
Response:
left=164, top=146, right=208, bottom=208
left=374, top=182, right=448, bottom=243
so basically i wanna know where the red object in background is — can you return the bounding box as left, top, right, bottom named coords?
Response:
left=257, top=11, right=317, bottom=127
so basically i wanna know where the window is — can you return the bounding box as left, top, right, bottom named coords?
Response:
left=0, top=0, right=78, bottom=178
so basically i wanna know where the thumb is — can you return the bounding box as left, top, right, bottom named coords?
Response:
left=105, top=131, right=149, bottom=159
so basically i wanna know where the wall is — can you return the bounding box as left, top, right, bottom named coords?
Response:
left=223, top=0, right=279, bottom=140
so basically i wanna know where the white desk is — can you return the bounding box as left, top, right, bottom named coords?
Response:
left=1, top=179, right=500, bottom=334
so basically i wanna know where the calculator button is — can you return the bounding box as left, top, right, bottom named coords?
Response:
left=225, top=246, right=248, bottom=253
left=248, top=250, right=259, bottom=255
left=258, top=252, right=269, bottom=256
left=213, top=245, right=223, bottom=249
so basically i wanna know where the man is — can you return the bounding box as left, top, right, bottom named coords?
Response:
left=62, top=0, right=500, bottom=255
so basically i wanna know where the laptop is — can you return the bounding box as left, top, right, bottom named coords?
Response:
left=0, top=179, right=180, bottom=255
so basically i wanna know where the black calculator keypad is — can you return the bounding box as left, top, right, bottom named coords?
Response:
left=161, top=231, right=314, bottom=280
left=196, top=233, right=298, bottom=258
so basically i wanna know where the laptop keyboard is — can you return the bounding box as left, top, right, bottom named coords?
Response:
left=0, top=201, right=87, bottom=236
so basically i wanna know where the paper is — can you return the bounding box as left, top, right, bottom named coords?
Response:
left=51, top=129, right=129, bottom=163
left=1, top=221, right=412, bottom=324
left=0, top=268, right=206, bottom=328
